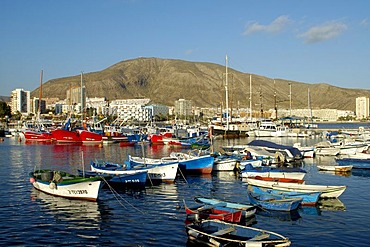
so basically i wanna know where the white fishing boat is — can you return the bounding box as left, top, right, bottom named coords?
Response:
left=29, top=169, right=102, bottom=201
left=314, top=141, right=340, bottom=156
left=246, top=177, right=346, bottom=198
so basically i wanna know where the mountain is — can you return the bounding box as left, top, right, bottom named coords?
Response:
left=31, top=57, right=370, bottom=111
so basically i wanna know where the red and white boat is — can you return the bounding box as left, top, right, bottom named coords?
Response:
left=22, top=130, right=54, bottom=142
left=51, top=129, right=82, bottom=143
left=77, top=129, right=103, bottom=144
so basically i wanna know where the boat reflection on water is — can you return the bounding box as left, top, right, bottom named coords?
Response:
left=30, top=188, right=104, bottom=230
left=299, top=206, right=321, bottom=216
left=255, top=208, right=301, bottom=222
left=351, top=167, right=370, bottom=178
left=318, top=170, right=352, bottom=177
left=212, top=171, right=239, bottom=181
left=318, top=198, right=346, bottom=211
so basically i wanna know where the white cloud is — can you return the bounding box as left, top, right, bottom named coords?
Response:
left=243, top=15, right=291, bottom=35
left=360, top=18, right=368, bottom=27
left=299, top=21, right=347, bottom=44
left=185, top=49, right=196, bottom=55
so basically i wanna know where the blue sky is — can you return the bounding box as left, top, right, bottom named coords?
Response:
left=1, top=0, right=369, bottom=96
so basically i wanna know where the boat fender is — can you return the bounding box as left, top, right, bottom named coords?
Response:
left=29, top=177, right=36, bottom=184
left=209, top=238, right=222, bottom=247
left=188, top=229, right=200, bottom=239
left=49, top=182, right=57, bottom=190
left=274, top=152, right=286, bottom=165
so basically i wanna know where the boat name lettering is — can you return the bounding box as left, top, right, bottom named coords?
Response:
left=150, top=173, right=165, bottom=178
left=68, top=189, right=88, bottom=194
left=125, top=179, right=140, bottom=183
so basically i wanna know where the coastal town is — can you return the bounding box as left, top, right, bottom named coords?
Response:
left=1, top=85, right=370, bottom=136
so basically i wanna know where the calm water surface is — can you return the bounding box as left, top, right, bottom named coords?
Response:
left=0, top=136, right=369, bottom=246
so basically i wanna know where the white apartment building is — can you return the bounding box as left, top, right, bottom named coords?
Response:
left=110, top=98, right=152, bottom=122
left=86, top=97, right=107, bottom=115
left=10, top=89, right=30, bottom=115
left=356, top=97, right=369, bottom=119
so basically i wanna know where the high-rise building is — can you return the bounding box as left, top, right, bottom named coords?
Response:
left=356, top=97, right=369, bottom=119
left=174, top=99, right=192, bottom=117
left=66, top=86, right=86, bottom=113
left=10, top=88, right=30, bottom=115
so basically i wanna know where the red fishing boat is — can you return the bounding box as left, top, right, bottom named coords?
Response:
left=22, top=130, right=53, bottom=142
left=51, top=129, right=82, bottom=143
left=77, top=129, right=102, bottom=144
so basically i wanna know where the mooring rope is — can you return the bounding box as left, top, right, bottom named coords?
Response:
left=101, top=176, right=145, bottom=214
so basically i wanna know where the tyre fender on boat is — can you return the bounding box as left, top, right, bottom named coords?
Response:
left=49, top=181, right=57, bottom=190
left=274, top=151, right=286, bottom=165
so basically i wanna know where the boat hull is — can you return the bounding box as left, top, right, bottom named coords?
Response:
left=248, top=185, right=320, bottom=206
left=51, top=129, right=81, bottom=143
left=171, top=152, right=214, bottom=174
left=30, top=170, right=102, bottom=201
left=246, top=178, right=346, bottom=198
left=185, top=219, right=291, bottom=247
left=247, top=187, right=302, bottom=211
left=22, top=130, right=53, bottom=142
left=195, top=197, right=256, bottom=219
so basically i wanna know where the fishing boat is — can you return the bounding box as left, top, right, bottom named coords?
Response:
left=22, top=130, right=54, bottom=142
left=90, top=159, right=179, bottom=183
left=317, top=165, right=353, bottom=172
left=77, top=129, right=103, bottom=144
left=247, top=186, right=302, bottom=211
left=185, top=219, right=291, bottom=247
left=184, top=201, right=243, bottom=223
left=78, top=169, right=147, bottom=187
left=170, top=152, right=214, bottom=174
left=246, top=177, right=346, bottom=198
left=29, top=169, right=102, bottom=201
left=239, top=164, right=306, bottom=180
left=213, top=157, right=238, bottom=171
left=128, top=155, right=179, bottom=166
left=248, top=184, right=321, bottom=206
left=194, top=197, right=256, bottom=219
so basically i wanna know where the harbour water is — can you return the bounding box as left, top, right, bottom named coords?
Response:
left=0, top=135, right=369, bottom=246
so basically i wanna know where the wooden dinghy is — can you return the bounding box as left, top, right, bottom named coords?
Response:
left=317, top=165, right=353, bottom=172
left=186, top=219, right=291, bottom=247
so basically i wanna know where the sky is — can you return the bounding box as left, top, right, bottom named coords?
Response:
left=1, top=0, right=369, bottom=96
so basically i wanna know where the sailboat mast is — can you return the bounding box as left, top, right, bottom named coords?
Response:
left=80, top=72, right=84, bottom=121
left=38, top=70, right=43, bottom=118
left=289, top=82, right=292, bottom=117
left=308, top=87, right=312, bottom=121
left=274, top=79, right=277, bottom=120
left=225, top=55, right=229, bottom=130
left=249, top=74, right=252, bottom=120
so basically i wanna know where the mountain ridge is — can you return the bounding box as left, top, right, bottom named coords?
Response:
left=28, top=57, right=370, bottom=112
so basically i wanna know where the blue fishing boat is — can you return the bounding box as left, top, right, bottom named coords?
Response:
left=247, top=185, right=302, bottom=211
left=194, top=197, right=257, bottom=219
left=170, top=152, right=214, bottom=174
left=90, top=159, right=179, bottom=183
left=248, top=184, right=321, bottom=206
left=78, top=169, right=147, bottom=187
